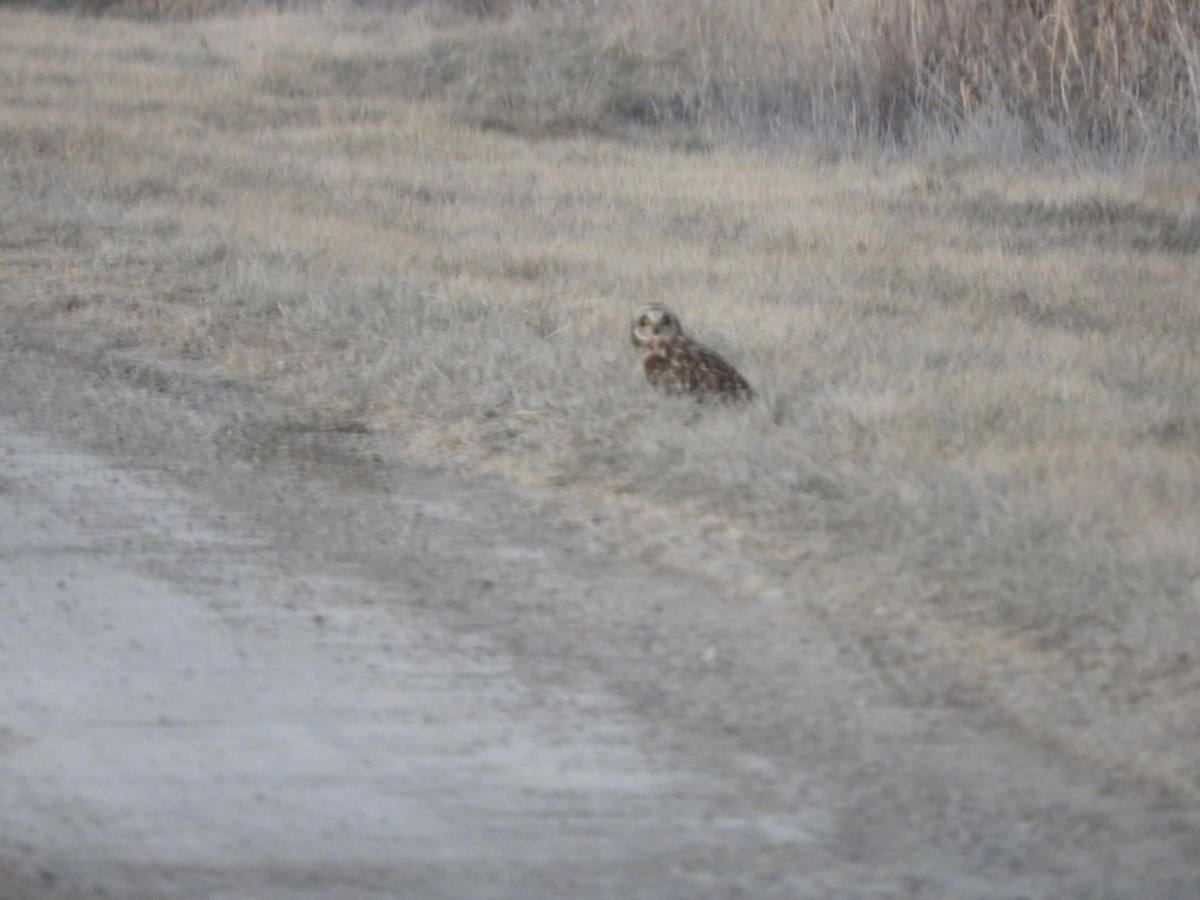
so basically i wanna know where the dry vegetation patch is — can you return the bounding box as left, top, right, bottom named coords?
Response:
left=2, top=5, right=1200, bottom=793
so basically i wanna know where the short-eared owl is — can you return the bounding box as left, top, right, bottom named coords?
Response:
left=631, top=303, right=753, bottom=401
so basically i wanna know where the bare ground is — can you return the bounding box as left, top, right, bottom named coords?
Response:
left=1, top=275, right=1199, bottom=896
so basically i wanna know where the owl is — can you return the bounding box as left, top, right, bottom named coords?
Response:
left=630, top=303, right=753, bottom=402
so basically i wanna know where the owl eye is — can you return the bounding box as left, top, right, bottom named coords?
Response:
left=639, top=316, right=651, bottom=326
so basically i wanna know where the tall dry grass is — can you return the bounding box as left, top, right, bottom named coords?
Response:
left=51, top=0, right=1200, bottom=155
left=604, top=0, right=1200, bottom=153
left=2, top=5, right=1200, bottom=796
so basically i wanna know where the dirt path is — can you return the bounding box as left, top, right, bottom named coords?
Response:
left=0, top=418, right=756, bottom=900
left=1, top=321, right=1198, bottom=898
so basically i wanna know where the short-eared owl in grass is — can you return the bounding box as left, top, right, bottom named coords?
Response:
left=631, top=303, right=753, bottom=402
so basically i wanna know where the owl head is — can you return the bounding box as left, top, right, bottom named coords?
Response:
left=631, top=303, right=683, bottom=348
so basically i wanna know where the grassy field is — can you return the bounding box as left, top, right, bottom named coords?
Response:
left=3, top=4, right=1200, bottom=790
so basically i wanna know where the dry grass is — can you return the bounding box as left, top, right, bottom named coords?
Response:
left=2, top=6, right=1200, bottom=791
left=31, top=0, right=1200, bottom=154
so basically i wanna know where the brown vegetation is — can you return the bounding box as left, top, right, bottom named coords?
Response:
left=48, top=0, right=1200, bottom=155
left=884, top=0, right=1200, bottom=150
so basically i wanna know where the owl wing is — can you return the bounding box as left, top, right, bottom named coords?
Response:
left=644, top=338, right=753, bottom=401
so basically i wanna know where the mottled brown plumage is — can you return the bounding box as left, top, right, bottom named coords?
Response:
left=630, top=303, right=753, bottom=401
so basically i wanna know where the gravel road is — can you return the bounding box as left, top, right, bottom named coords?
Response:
left=1, top=320, right=1198, bottom=899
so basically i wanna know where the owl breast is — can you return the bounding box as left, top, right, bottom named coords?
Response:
left=641, top=336, right=753, bottom=401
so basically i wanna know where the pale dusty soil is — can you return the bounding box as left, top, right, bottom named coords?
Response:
left=0, top=322, right=1199, bottom=898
